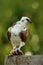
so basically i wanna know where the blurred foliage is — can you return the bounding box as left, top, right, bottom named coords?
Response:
left=0, top=0, right=43, bottom=65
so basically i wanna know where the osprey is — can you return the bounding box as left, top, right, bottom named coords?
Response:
left=7, top=16, right=32, bottom=55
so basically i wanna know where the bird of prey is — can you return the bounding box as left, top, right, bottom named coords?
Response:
left=7, top=16, right=32, bottom=56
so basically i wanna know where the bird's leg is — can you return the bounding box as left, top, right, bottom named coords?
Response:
left=17, top=42, right=25, bottom=54
left=10, top=48, right=16, bottom=54
left=18, top=42, right=25, bottom=50
left=8, top=46, right=17, bottom=58
left=8, top=48, right=18, bottom=58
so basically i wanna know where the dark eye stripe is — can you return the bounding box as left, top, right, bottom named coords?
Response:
left=26, top=19, right=29, bottom=21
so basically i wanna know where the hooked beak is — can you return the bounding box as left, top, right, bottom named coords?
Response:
left=26, top=18, right=32, bottom=23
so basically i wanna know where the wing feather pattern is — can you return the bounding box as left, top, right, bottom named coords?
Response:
left=7, top=31, right=11, bottom=41
left=19, top=30, right=28, bottom=42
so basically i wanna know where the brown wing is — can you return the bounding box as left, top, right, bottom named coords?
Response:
left=7, top=31, right=11, bottom=41
left=19, top=30, right=28, bottom=42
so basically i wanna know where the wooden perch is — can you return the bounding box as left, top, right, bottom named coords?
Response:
left=4, top=55, right=43, bottom=65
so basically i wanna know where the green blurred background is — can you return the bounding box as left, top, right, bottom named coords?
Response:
left=0, top=0, right=43, bottom=65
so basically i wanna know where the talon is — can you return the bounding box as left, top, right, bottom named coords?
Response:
left=8, top=54, right=13, bottom=58
left=17, top=50, right=23, bottom=55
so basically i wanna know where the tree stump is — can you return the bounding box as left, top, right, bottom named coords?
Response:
left=4, top=55, right=43, bottom=65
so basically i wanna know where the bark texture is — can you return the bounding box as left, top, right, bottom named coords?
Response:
left=4, top=55, right=43, bottom=65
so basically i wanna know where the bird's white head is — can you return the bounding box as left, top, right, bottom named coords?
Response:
left=20, top=16, right=32, bottom=24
